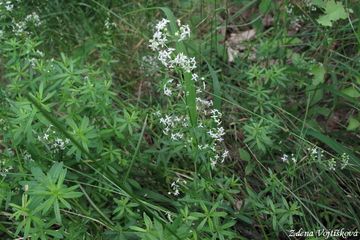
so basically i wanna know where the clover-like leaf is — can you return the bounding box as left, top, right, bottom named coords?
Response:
left=317, top=0, right=348, bottom=27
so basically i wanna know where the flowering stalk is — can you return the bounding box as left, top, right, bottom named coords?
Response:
left=148, top=16, right=229, bottom=173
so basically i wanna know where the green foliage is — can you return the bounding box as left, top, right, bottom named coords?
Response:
left=25, top=162, right=83, bottom=223
left=0, top=0, right=359, bottom=239
left=316, top=0, right=349, bottom=27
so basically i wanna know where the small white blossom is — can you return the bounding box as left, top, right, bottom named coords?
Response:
left=25, top=12, right=41, bottom=26
left=192, top=73, right=199, bottom=82
left=178, top=24, right=190, bottom=41
left=171, top=53, right=196, bottom=72
left=341, top=153, right=349, bottom=170
left=170, top=132, right=184, bottom=141
left=207, top=127, right=225, bottom=142
left=163, top=79, right=174, bottom=96
left=328, top=158, right=336, bottom=171
left=155, top=18, right=170, bottom=31
left=158, top=48, right=175, bottom=67
left=281, top=154, right=289, bottom=162
left=5, top=1, right=13, bottom=11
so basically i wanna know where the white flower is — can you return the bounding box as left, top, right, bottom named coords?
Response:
left=207, top=127, right=225, bottom=142
left=341, top=153, right=349, bottom=170
left=25, top=12, right=41, bottom=26
left=221, top=149, right=229, bottom=163
left=170, top=132, right=184, bottom=141
left=5, top=1, right=13, bottom=11
left=158, top=48, right=175, bottom=67
left=24, top=151, right=33, bottom=161
left=328, top=158, right=336, bottom=171
left=43, top=133, right=49, bottom=140
left=178, top=24, right=190, bottom=41
left=210, top=109, right=222, bottom=125
left=149, top=26, right=168, bottom=51
left=281, top=154, right=289, bottom=162
left=196, top=98, right=213, bottom=108
left=163, top=79, right=174, bottom=96
left=191, top=73, right=198, bottom=82
left=169, top=178, right=181, bottom=196
left=36, top=50, right=44, bottom=57
left=12, top=21, right=27, bottom=36
left=171, top=53, right=196, bottom=72
left=155, top=18, right=170, bottom=31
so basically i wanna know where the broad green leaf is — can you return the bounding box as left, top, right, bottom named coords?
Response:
left=317, top=0, right=348, bottom=27
left=347, top=116, right=360, bottom=131
left=311, top=63, right=325, bottom=86
left=239, top=148, right=251, bottom=161
left=341, top=87, right=360, bottom=98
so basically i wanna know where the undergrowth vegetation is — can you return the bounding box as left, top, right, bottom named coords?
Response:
left=0, top=0, right=359, bottom=239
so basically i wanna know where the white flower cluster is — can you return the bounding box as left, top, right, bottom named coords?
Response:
left=24, top=150, right=34, bottom=161
left=38, top=125, right=70, bottom=152
left=25, top=12, right=41, bottom=26
left=328, top=158, right=336, bottom=171
left=104, top=17, right=116, bottom=30
left=149, top=18, right=229, bottom=169
left=177, top=23, right=190, bottom=42
left=11, top=11, right=42, bottom=36
left=307, top=146, right=324, bottom=161
left=210, top=149, right=229, bottom=168
left=149, top=18, right=170, bottom=51
left=159, top=114, right=188, bottom=137
left=340, top=153, right=349, bottom=169
left=12, top=21, right=27, bottom=36
left=282, top=146, right=350, bottom=171
left=149, top=18, right=196, bottom=72
left=0, top=148, right=14, bottom=177
left=304, top=0, right=317, bottom=11
left=326, top=153, right=350, bottom=171
left=168, top=178, right=187, bottom=196
left=207, top=127, right=225, bottom=142
left=281, top=153, right=297, bottom=163
left=1, top=1, right=14, bottom=11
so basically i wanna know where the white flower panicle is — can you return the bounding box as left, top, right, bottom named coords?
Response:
left=148, top=18, right=169, bottom=51
left=37, top=125, right=70, bottom=152
left=149, top=18, right=229, bottom=169
left=25, top=12, right=41, bottom=26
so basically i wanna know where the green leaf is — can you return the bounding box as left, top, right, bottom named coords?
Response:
left=317, top=0, right=348, bottom=27
left=239, top=148, right=251, bottom=161
left=347, top=116, right=360, bottom=131
left=245, top=161, right=256, bottom=176
left=312, top=0, right=326, bottom=8
left=311, top=63, right=325, bottom=86
left=49, top=162, right=64, bottom=180
left=207, top=61, right=221, bottom=110
left=54, top=200, right=61, bottom=223
left=259, top=0, right=272, bottom=14
left=341, top=87, right=360, bottom=98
